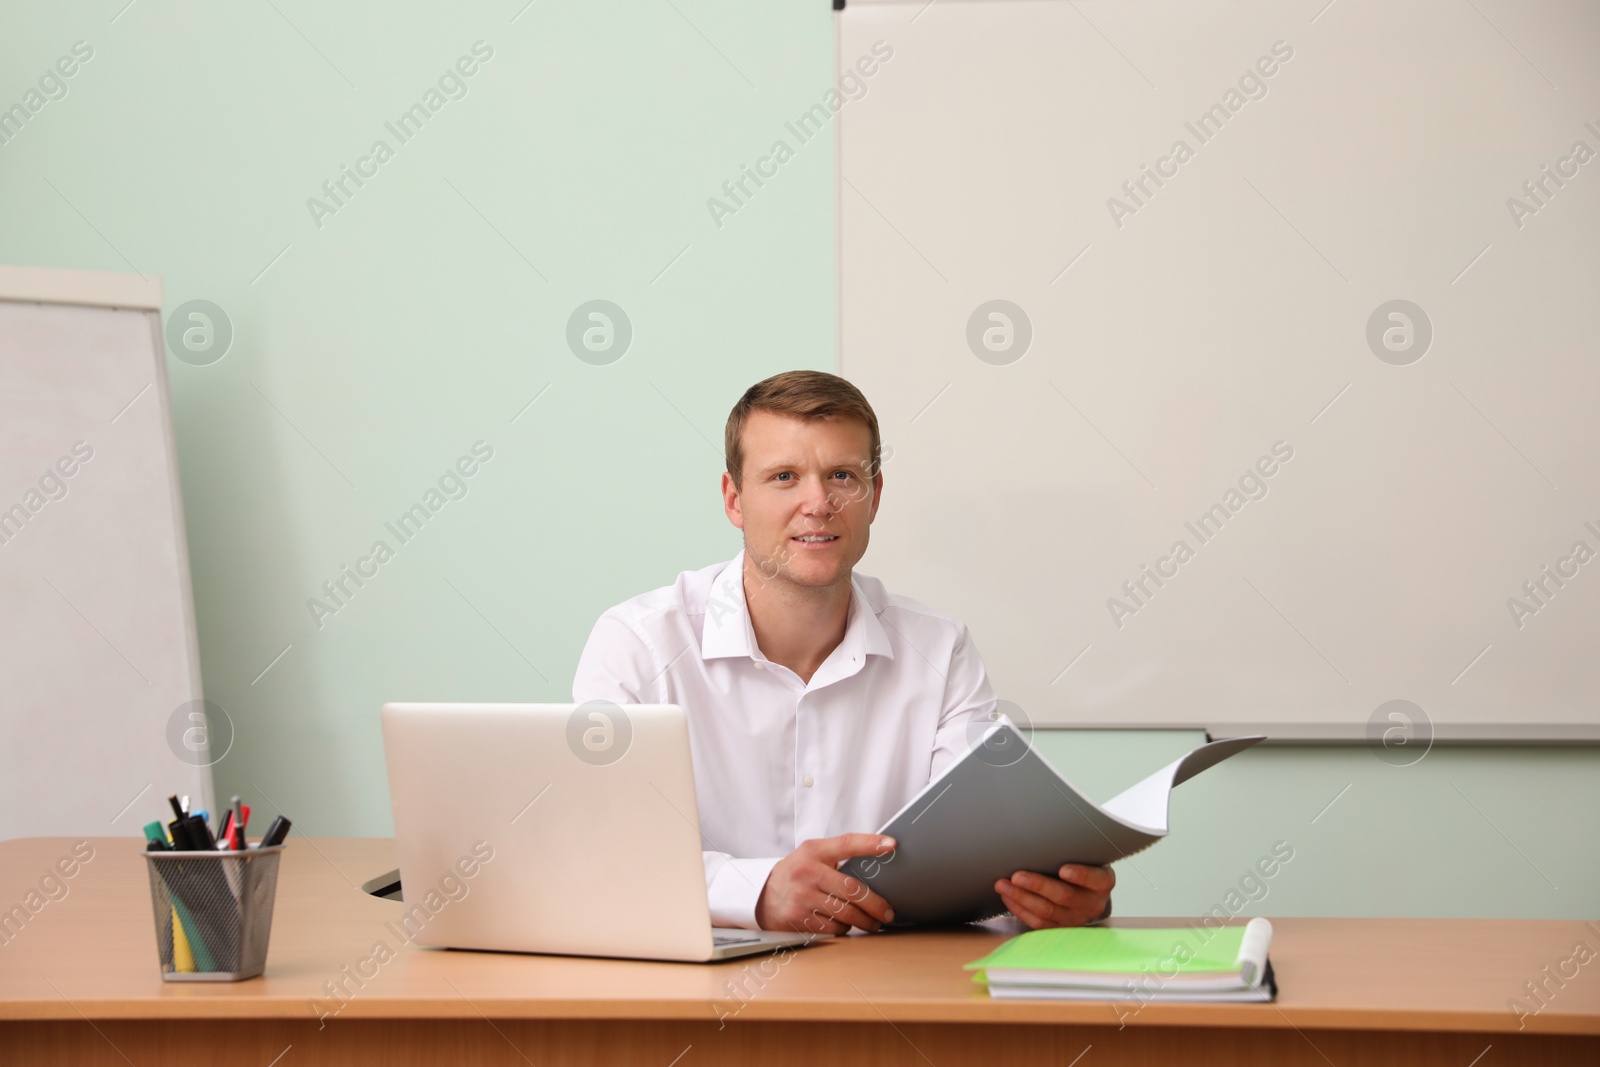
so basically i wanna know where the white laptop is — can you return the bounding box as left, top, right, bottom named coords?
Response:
left=379, top=702, right=814, bottom=962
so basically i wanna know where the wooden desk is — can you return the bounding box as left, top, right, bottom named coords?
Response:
left=2, top=837, right=1595, bottom=1065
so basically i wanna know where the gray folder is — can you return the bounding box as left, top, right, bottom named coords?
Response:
left=838, top=722, right=1265, bottom=925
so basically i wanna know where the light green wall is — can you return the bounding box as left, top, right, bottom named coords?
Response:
left=2, top=2, right=1592, bottom=921
left=1031, top=731, right=1597, bottom=920
left=1, top=0, right=831, bottom=828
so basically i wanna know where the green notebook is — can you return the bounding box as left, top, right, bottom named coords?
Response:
left=965, top=919, right=1274, bottom=999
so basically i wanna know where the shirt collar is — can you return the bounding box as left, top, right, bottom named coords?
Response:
left=701, top=549, right=894, bottom=664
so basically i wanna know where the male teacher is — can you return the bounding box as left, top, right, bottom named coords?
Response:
left=573, top=371, right=1113, bottom=934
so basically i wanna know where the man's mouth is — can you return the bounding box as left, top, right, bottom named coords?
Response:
left=791, top=534, right=839, bottom=545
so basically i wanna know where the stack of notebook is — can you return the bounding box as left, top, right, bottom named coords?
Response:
left=965, top=918, right=1277, bottom=1002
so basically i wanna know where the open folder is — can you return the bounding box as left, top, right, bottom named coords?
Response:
left=838, top=721, right=1265, bottom=925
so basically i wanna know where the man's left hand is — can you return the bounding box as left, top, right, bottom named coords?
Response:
left=995, top=864, right=1115, bottom=929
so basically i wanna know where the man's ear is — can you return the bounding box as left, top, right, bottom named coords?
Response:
left=721, top=471, right=745, bottom=529
left=868, top=471, right=883, bottom=522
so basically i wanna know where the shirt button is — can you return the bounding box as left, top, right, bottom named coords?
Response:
left=802, top=775, right=814, bottom=787
left=754, top=662, right=764, bottom=669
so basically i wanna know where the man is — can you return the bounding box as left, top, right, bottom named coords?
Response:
left=573, top=370, right=1113, bottom=934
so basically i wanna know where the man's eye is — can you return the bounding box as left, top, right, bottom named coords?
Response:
left=775, top=472, right=792, bottom=482
left=832, top=471, right=853, bottom=480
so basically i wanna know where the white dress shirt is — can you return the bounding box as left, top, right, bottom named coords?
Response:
left=571, top=549, right=999, bottom=929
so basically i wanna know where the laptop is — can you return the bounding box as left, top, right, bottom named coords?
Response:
left=379, top=702, right=815, bottom=962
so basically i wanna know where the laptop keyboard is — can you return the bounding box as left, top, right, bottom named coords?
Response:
left=712, top=931, right=762, bottom=946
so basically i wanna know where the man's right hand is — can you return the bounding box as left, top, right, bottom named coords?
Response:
left=754, top=834, right=897, bottom=935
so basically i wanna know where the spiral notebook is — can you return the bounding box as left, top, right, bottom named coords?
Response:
left=967, top=918, right=1277, bottom=1002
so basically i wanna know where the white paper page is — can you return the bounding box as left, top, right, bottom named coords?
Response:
left=1100, top=736, right=1267, bottom=832
left=1098, top=756, right=1186, bottom=832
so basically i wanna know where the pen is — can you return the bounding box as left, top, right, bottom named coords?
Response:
left=231, top=796, right=246, bottom=850
left=168, top=794, right=186, bottom=821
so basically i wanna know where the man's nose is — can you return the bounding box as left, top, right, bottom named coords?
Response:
left=800, top=474, right=837, bottom=515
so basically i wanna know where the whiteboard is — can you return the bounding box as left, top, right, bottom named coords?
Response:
left=838, top=0, right=1600, bottom=740
left=0, top=265, right=214, bottom=839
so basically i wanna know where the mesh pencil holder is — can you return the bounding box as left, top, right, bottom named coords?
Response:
left=143, top=845, right=285, bottom=981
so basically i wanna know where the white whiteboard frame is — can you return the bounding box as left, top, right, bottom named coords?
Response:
left=831, top=1, right=1600, bottom=743
left=0, top=264, right=219, bottom=835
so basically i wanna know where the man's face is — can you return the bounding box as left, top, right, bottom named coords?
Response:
left=721, top=410, right=882, bottom=591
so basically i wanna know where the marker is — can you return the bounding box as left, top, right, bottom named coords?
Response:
left=167, top=816, right=195, bottom=851
left=182, top=814, right=214, bottom=850
left=168, top=895, right=217, bottom=971
left=171, top=906, right=197, bottom=972
left=259, top=815, right=292, bottom=848
left=143, top=821, right=169, bottom=851
left=167, top=794, right=186, bottom=821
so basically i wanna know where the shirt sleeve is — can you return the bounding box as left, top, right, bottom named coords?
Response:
left=929, top=624, right=1000, bottom=779
left=573, top=609, right=781, bottom=930
left=571, top=610, right=661, bottom=704
left=704, top=854, right=782, bottom=929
